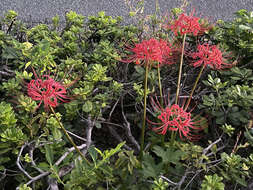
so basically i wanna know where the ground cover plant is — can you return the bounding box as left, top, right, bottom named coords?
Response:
left=0, top=1, right=253, bottom=189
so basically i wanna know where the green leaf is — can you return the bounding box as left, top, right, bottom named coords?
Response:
left=38, top=162, right=50, bottom=170
left=152, top=145, right=185, bottom=165
left=239, top=25, right=252, bottom=31
left=95, top=147, right=104, bottom=158
left=0, top=142, right=11, bottom=149
left=45, top=144, right=54, bottom=165
left=230, top=76, right=242, bottom=81
left=0, top=157, right=11, bottom=164
left=52, top=127, right=62, bottom=140
left=25, top=61, right=31, bottom=69
left=244, top=128, right=253, bottom=145
left=0, top=148, right=12, bottom=155
left=82, top=101, right=93, bottom=112
left=233, top=175, right=247, bottom=187
left=129, top=11, right=137, bottom=17
left=98, top=164, right=113, bottom=177
left=152, top=146, right=168, bottom=162
left=88, top=145, right=98, bottom=165
left=95, top=122, right=102, bottom=129
left=142, top=153, right=163, bottom=178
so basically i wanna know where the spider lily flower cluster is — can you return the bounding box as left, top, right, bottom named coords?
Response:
left=167, top=11, right=211, bottom=36
left=191, top=43, right=231, bottom=70
left=27, top=75, right=69, bottom=110
left=124, top=38, right=173, bottom=66
left=148, top=97, right=204, bottom=141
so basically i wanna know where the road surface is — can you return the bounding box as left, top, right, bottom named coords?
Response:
left=0, top=0, right=252, bottom=24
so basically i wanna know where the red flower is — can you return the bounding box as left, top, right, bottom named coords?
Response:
left=27, top=75, right=69, bottom=110
left=123, top=38, right=173, bottom=67
left=168, top=11, right=210, bottom=36
left=191, top=43, right=230, bottom=69
left=148, top=96, right=205, bottom=141
left=159, top=39, right=175, bottom=66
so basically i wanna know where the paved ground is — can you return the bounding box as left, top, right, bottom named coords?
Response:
left=0, top=0, right=252, bottom=24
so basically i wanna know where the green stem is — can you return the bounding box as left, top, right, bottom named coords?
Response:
left=170, top=130, right=177, bottom=146
left=157, top=65, right=165, bottom=145
left=172, top=34, right=186, bottom=146
left=175, top=34, right=186, bottom=105
left=184, top=64, right=205, bottom=111
left=49, top=106, right=91, bottom=165
left=140, top=63, right=149, bottom=160
left=157, top=65, right=163, bottom=107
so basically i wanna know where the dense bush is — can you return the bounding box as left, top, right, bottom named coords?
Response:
left=0, top=4, right=252, bottom=190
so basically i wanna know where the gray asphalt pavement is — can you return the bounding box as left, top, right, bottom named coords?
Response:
left=0, top=0, right=252, bottom=24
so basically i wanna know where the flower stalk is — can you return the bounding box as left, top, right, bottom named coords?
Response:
left=157, top=65, right=166, bottom=145
left=175, top=34, right=186, bottom=105
left=140, top=63, right=149, bottom=160
left=173, top=34, right=186, bottom=144
left=170, top=130, right=177, bottom=146
left=49, top=106, right=91, bottom=165
left=157, top=65, right=163, bottom=107
left=184, top=64, right=205, bottom=110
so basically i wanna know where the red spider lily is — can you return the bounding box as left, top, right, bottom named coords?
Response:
left=122, top=38, right=174, bottom=67
left=148, top=96, right=206, bottom=141
left=27, top=75, right=69, bottom=110
left=191, top=43, right=231, bottom=69
left=168, top=11, right=210, bottom=36
left=158, top=39, right=174, bottom=66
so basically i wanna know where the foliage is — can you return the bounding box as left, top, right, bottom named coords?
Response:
left=201, top=174, right=225, bottom=190
left=65, top=142, right=126, bottom=189
left=201, top=73, right=253, bottom=126
left=213, top=9, right=253, bottom=61
left=217, top=153, right=253, bottom=187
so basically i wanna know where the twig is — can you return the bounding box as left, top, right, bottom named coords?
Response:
left=121, top=97, right=140, bottom=151
left=202, top=137, right=222, bottom=156
left=182, top=138, right=224, bottom=190
left=206, top=146, right=225, bottom=157
left=16, top=143, right=33, bottom=180
left=23, top=143, right=87, bottom=189
left=58, top=164, right=74, bottom=177
left=55, top=144, right=87, bottom=166
left=25, top=171, right=50, bottom=186
left=66, top=130, right=86, bottom=142
left=81, top=115, right=94, bottom=156
left=199, top=137, right=222, bottom=165
left=183, top=171, right=200, bottom=190
left=107, top=125, right=132, bottom=150
left=106, top=98, right=132, bottom=150
left=35, top=141, right=55, bottom=148
left=29, top=144, right=44, bottom=173
left=184, top=159, right=223, bottom=190
left=47, top=177, right=59, bottom=190
left=176, top=170, right=192, bottom=190
left=0, top=71, right=15, bottom=76
left=109, top=98, right=120, bottom=119
left=99, top=120, right=124, bottom=128
left=159, top=175, right=177, bottom=186
left=16, top=143, right=51, bottom=190
left=232, top=131, right=242, bottom=154
left=0, top=169, right=6, bottom=182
